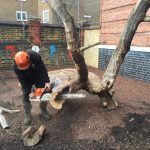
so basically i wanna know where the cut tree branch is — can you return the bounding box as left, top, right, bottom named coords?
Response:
left=21, top=125, right=46, bottom=146
left=143, top=16, right=150, bottom=22
left=0, top=106, right=20, bottom=129
left=79, top=41, right=105, bottom=52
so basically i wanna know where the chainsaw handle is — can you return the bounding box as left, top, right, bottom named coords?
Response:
left=39, top=87, right=48, bottom=99
left=39, top=87, right=53, bottom=99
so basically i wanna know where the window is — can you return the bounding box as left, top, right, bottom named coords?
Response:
left=16, top=11, right=27, bottom=21
left=43, top=10, right=49, bottom=23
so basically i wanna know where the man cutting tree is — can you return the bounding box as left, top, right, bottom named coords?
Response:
left=13, top=50, right=51, bottom=125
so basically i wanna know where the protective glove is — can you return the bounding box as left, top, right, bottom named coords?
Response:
left=44, top=83, right=51, bottom=91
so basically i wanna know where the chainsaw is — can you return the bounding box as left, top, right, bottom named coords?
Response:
left=29, top=84, right=86, bottom=102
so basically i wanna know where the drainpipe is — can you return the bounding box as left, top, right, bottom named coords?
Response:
left=20, top=0, right=25, bottom=39
left=22, top=21, right=25, bottom=39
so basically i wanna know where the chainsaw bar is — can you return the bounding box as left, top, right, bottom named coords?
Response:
left=30, top=93, right=86, bottom=101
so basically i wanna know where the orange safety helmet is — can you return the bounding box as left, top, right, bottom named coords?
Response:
left=14, top=51, right=30, bottom=70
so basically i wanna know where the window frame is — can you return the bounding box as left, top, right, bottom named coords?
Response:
left=16, top=11, right=27, bottom=21
left=43, top=10, right=49, bottom=23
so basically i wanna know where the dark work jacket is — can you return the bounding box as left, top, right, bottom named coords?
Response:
left=14, top=51, right=50, bottom=103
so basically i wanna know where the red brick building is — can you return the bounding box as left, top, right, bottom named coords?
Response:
left=100, top=0, right=150, bottom=47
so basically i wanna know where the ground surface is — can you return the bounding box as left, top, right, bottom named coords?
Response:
left=0, top=67, right=150, bottom=150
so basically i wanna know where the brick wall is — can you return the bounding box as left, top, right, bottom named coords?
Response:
left=40, top=24, right=79, bottom=67
left=0, top=21, right=75, bottom=70
left=100, top=0, right=150, bottom=46
left=99, top=47, right=150, bottom=82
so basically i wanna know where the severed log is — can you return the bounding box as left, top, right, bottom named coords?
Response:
left=30, top=78, right=86, bottom=109
left=47, top=69, right=117, bottom=110
left=21, top=125, right=46, bottom=146
left=0, top=106, right=20, bottom=129
left=49, top=79, right=85, bottom=109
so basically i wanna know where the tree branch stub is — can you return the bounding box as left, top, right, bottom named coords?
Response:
left=143, top=16, right=150, bottom=22
left=0, top=106, right=20, bottom=129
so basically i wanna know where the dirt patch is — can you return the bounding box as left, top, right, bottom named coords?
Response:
left=0, top=67, right=150, bottom=150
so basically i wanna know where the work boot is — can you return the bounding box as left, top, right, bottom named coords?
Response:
left=39, top=102, right=50, bottom=120
left=24, top=103, right=32, bottom=125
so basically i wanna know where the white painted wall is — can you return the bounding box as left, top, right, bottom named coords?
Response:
left=84, top=29, right=100, bottom=68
